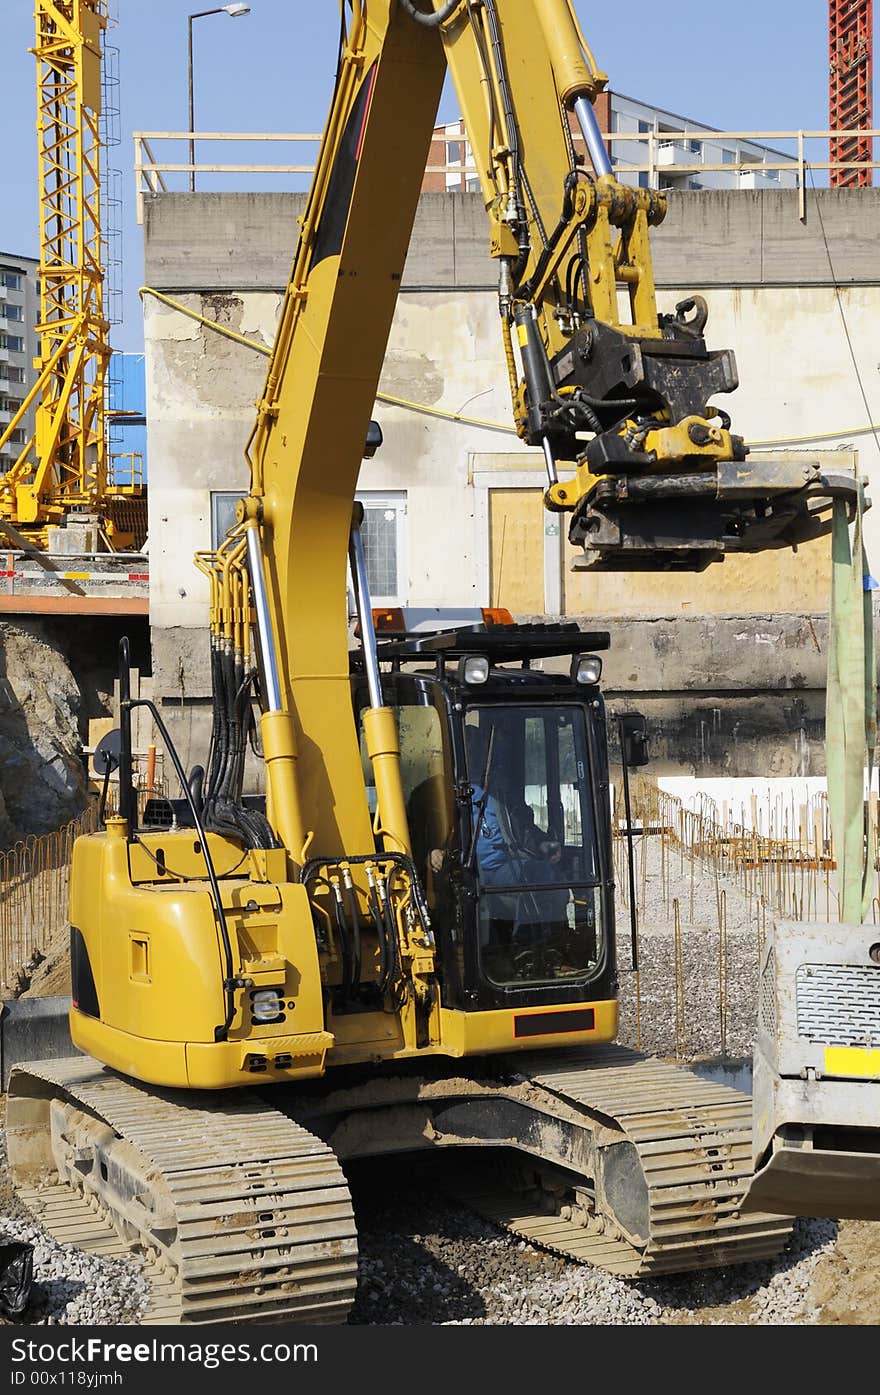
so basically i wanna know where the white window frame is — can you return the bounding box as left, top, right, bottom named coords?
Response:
left=210, top=487, right=408, bottom=607
left=210, top=490, right=245, bottom=548
left=355, top=490, right=408, bottom=606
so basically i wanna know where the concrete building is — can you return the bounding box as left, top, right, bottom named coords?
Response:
left=0, top=252, right=39, bottom=473
left=141, top=186, right=880, bottom=779
left=425, top=92, right=798, bottom=194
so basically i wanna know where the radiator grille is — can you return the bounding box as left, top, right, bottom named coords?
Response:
left=796, top=963, right=880, bottom=1045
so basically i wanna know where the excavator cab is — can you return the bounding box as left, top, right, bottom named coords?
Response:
left=353, top=614, right=617, bottom=1016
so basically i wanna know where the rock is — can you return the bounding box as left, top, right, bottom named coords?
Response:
left=0, top=622, right=89, bottom=844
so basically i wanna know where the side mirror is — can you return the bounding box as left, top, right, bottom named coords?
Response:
left=93, top=728, right=122, bottom=777
left=618, top=713, right=650, bottom=768
left=364, top=420, right=383, bottom=458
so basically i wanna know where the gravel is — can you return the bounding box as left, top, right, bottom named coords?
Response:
left=0, top=837, right=845, bottom=1325
left=0, top=1137, right=149, bottom=1326
left=0, top=1214, right=149, bottom=1325
left=347, top=1161, right=839, bottom=1326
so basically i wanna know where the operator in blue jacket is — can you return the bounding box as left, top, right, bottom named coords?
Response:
left=465, top=725, right=568, bottom=926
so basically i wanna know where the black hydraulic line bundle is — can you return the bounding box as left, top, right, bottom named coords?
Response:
left=201, top=635, right=277, bottom=850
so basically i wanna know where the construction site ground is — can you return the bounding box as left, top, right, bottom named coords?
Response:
left=1, top=834, right=879, bottom=1325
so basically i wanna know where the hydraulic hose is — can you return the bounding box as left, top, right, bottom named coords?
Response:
left=125, top=697, right=239, bottom=1043
left=330, top=878, right=354, bottom=999
left=380, top=882, right=399, bottom=997
left=368, top=881, right=390, bottom=996
left=481, top=0, right=530, bottom=278
left=399, top=0, right=461, bottom=26
left=342, top=866, right=363, bottom=991
left=518, top=172, right=579, bottom=302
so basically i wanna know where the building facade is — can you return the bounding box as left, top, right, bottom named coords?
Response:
left=140, top=187, right=877, bottom=780
left=0, top=252, right=39, bottom=474
left=425, top=91, right=797, bottom=194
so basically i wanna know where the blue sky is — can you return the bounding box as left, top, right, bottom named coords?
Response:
left=0, top=1, right=846, bottom=352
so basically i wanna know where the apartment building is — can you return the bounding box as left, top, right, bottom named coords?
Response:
left=426, top=90, right=797, bottom=193
left=0, top=252, right=39, bottom=473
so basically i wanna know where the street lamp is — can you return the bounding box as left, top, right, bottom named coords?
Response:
left=187, top=5, right=252, bottom=192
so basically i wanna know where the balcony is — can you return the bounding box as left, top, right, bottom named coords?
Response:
left=0, top=348, right=9, bottom=364
left=657, top=139, right=703, bottom=168
left=0, top=409, right=11, bottom=426
left=739, top=168, right=783, bottom=189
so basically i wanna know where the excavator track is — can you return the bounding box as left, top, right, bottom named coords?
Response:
left=453, top=1048, right=795, bottom=1276
left=7, top=1056, right=358, bottom=1325
left=7, top=1048, right=792, bottom=1322
left=293, top=1046, right=794, bottom=1280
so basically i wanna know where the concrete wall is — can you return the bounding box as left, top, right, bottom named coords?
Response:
left=143, top=188, right=880, bottom=292
left=142, top=188, right=880, bottom=777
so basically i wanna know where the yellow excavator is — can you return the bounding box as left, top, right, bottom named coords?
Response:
left=8, top=0, right=880, bottom=1324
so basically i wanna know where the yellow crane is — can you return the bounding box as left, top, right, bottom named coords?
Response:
left=0, top=0, right=144, bottom=551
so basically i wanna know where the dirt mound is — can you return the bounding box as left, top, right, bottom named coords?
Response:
left=812, top=1222, right=880, bottom=1323
left=18, top=938, right=70, bottom=998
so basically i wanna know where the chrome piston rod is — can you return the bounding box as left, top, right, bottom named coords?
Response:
left=348, top=510, right=383, bottom=710
left=245, top=521, right=283, bottom=713
left=573, top=95, right=612, bottom=179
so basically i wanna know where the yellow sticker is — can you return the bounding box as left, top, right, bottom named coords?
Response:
left=824, top=1045, right=880, bottom=1079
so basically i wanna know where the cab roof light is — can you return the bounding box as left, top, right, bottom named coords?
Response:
left=481, top=607, right=514, bottom=627
left=458, top=654, right=490, bottom=684
left=572, top=653, right=603, bottom=685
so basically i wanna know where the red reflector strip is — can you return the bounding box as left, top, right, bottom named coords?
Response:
left=355, top=62, right=379, bottom=163
left=513, top=1007, right=595, bottom=1039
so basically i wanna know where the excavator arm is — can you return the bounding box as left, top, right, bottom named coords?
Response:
left=230, top=0, right=872, bottom=1007
left=246, top=0, right=861, bottom=602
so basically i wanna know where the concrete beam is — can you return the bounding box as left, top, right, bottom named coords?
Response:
left=144, top=192, right=308, bottom=291
left=142, top=188, right=880, bottom=294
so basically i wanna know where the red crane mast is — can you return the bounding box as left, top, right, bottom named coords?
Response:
left=829, top=0, right=874, bottom=187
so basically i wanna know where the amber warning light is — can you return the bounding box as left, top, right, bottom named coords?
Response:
left=367, top=606, right=514, bottom=636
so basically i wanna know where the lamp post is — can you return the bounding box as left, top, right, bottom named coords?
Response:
left=187, top=5, right=251, bottom=192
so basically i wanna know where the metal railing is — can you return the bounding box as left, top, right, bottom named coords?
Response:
left=108, top=450, right=145, bottom=491
left=0, top=810, right=98, bottom=994
left=134, top=127, right=880, bottom=224
left=611, top=776, right=879, bottom=1057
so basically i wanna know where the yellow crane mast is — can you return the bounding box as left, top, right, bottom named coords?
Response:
left=0, top=0, right=142, bottom=551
